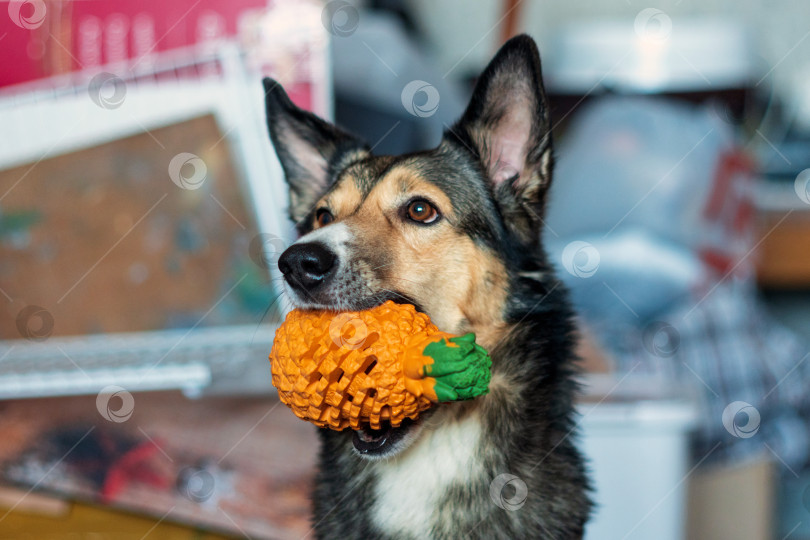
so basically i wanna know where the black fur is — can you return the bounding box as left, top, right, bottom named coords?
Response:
left=265, top=35, right=592, bottom=539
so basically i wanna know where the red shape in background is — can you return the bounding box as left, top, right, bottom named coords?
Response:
left=0, top=0, right=267, bottom=88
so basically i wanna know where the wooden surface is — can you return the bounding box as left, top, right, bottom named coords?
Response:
left=687, top=459, right=774, bottom=540
left=756, top=210, right=810, bottom=288
left=1, top=500, right=235, bottom=540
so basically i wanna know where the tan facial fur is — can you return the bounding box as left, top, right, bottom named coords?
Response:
left=314, top=163, right=510, bottom=350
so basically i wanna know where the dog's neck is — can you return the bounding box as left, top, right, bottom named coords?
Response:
left=456, top=266, right=552, bottom=352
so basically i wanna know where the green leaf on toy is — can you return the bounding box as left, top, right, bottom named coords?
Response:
left=422, top=333, right=492, bottom=402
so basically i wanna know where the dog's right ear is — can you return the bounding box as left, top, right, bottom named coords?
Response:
left=449, top=35, right=553, bottom=246
left=263, top=78, right=368, bottom=227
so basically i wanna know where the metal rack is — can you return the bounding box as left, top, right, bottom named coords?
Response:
left=0, top=38, right=324, bottom=399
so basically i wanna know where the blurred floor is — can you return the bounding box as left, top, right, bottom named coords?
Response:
left=0, top=502, right=235, bottom=540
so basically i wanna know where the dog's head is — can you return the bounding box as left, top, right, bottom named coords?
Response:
left=266, top=35, right=554, bottom=458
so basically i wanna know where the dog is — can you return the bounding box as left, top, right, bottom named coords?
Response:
left=264, top=34, right=591, bottom=539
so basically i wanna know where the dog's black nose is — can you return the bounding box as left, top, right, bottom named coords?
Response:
left=278, top=242, right=337, bottom=292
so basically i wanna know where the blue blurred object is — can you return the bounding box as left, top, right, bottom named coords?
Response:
left=546, top=95, right=730, bottom=332
left=546, top=95, right=810, bottom=478
left=546, top=95, right=735, bottom=245
left=549, top=229, right=704, bottom=327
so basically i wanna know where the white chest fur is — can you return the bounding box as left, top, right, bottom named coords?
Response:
left=371, top=412, right=484, bottom=538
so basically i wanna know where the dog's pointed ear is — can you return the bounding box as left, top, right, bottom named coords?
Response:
left=263, top=78, right=368, bottom=226
left=450, top=35, right=553, bottom=242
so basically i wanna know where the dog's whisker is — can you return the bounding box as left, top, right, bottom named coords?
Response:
left=377, top=275, right=422, bottom=287
left=367, top=261, right=395, bottom=272
left=251, top=293, right=288, bottom=344
left=377, top=288, right=415, bottom=304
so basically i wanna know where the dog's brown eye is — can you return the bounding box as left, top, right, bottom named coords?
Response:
left=316, top=209, right=334, bottom=227
left=406, top=200, right=439, bottom=224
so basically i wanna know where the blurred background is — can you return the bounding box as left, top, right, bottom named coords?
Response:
left=1, top=0, right=809, bottom=538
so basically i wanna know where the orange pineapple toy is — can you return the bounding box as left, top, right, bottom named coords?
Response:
left=269, top=301, right=492, bottom=431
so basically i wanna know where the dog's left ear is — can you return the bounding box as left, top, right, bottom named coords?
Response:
left=451, top=35, right=553, bottom=243
left=263, top=78, right=368, bottom=229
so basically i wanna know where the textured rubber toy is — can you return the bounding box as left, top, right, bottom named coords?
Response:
left=269, top=301, right=491, bottom=431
